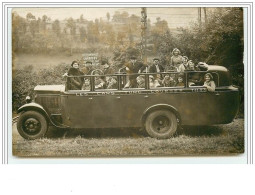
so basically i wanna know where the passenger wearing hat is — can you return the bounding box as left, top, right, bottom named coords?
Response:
left=81, top=61, right=94, bottom=75
left=102, top=60, right=114, bottom=75
left=124, top=56, right=146, bottom=88
left=101, top=60, right=116, bottom=89
left=65, top=60, right=84, bottom=90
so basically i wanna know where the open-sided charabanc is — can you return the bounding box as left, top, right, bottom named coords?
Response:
left=17, top=65, right=239, bottom=139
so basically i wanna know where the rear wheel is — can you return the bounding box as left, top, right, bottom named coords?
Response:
left=17, top=111, right=48, bottom=140
left=145, top=110, right=178, bottom=139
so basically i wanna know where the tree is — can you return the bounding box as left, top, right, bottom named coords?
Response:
left=26, top=12, right=35, bottom=21
left=80, top=14, right=84, bottom=23
left=52, top=19, right=61, bottom=36
left=79, top=26, right=87, bottom=42
left=41, top=15, right=48, bottom=32
left=106, top=12, right=110, bottom=22
left=66, top=17, right=76, bottom=36
left=152, top=17, right=169, bottom=34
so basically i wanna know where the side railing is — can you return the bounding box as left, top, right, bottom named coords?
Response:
left=64, top=70, right=219, bottom=92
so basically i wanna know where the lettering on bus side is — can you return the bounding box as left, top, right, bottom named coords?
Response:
left=75, top=88, right=207, bottom=96
left=191, top=88, right=207, bottom=92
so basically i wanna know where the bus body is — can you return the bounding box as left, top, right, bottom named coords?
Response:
left=17, top=65, right=239, bottom=139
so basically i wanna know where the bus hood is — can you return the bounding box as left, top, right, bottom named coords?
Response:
left=34, top=85, right=65, bottom=93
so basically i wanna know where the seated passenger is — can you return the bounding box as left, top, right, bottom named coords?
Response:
left=81, top=61, right=94, bottom=75
left=149, top=58, right=164, bottom=78
left=176, top=75, right=185, bottom=87
left=177, top=56, right=189, bottom=72
left=82, top=78, right=90, bottom=90
left=102, top=60, right=115, bottom=75
left=136, top=75, right=145, bottom=88
left=203, top=73, right=216, bottom=92
left=187, top=61, right=203, bottom=86
left=149, top=75, right=161, bottom=88
left=124, top=56, right=146, bottom=88
left=162, top=74, right=176, bottom=87
left=187, top=60, right=200, bottom=71
left=94, top=73, right=106, bottom=89
left=64, top=61, right=84, bottom=90
left=106, top=76, right=117, bottom=89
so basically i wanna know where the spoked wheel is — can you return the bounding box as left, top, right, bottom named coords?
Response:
left=145, top=110, right=178, bottom=139
left=17, top=111, right=48, bottom=140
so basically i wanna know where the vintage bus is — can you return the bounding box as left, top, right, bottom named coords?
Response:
left=17, top=65, right=239, bottom=139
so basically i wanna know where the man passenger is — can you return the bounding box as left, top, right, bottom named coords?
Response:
left=124, top=56, right=146, bottom=88
left=81, top=61, right=93, bottom=75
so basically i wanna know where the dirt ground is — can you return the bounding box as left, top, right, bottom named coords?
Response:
left=12, top=118, right=244, bottom=158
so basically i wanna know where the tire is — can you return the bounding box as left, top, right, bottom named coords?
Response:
left=145, top=110, right=178, bottom=139
left=17, top=111, right=48, bottom=140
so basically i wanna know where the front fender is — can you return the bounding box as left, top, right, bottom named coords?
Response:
left=18, top=103, right=69, bottom=129
left=18, top=102, right=48, bottom=116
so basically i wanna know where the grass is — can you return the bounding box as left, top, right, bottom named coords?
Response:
left=12, top=119, right=244, bottom=157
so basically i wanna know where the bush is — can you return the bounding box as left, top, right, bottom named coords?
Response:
left=12, top=64, right=67, bottom=112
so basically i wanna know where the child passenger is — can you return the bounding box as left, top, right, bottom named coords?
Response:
left=203, top=73, right=216, bottom=92
left=106, top=77, right=117, bottom=89
left=176, top=75, right=185, bottom=87
left=94, top=73, right=106, bottom=89
left=149, top=75, right=159, bottom=88
left=162, top=74, right=176, bottom=87
left=136, top=75, right=145, bottom=88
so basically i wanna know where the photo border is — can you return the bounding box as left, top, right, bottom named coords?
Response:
left=1, top=1, right=253, bottom=164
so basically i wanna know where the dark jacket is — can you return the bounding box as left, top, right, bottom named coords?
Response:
left=125, top=61, right=146, bottom=88
left=125, top=61, right=146, bottom=75
left=149, top=64, right=164, bottom=79
left=149, top=64, right=164, bottom=73
left=66, top=67, right=84, bottom=90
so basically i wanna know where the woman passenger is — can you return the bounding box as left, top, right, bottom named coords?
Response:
left=170, top=48, right=183, bottom=70
left=203, top=73, right=216, bottom=92
left=65, top=61, right=84, bottom=90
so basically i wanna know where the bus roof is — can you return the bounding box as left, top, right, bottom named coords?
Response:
left=207, top=65, right=228, bottom=72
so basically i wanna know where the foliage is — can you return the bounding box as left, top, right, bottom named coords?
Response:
left=153, top=8, right=244, bottom=115
left=12, top=64, right=68, bottom=111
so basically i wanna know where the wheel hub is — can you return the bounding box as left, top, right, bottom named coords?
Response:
left=152, top=115, right=171, bottom=133
left=24, top=118, right=40, bottom=133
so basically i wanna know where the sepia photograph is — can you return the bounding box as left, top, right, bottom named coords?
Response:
left=11, top=7, right=244, bottom=158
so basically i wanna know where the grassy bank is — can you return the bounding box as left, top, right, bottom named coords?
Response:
left=12, top=119, right=244, bottom=157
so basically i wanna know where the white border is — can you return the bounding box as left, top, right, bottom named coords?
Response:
left=2, top=1, right=252, bottom=164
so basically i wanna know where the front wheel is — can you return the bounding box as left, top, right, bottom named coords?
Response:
left=17, top=111, right=48, bottom=140
left=145, top=110, right=178, bottom=139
